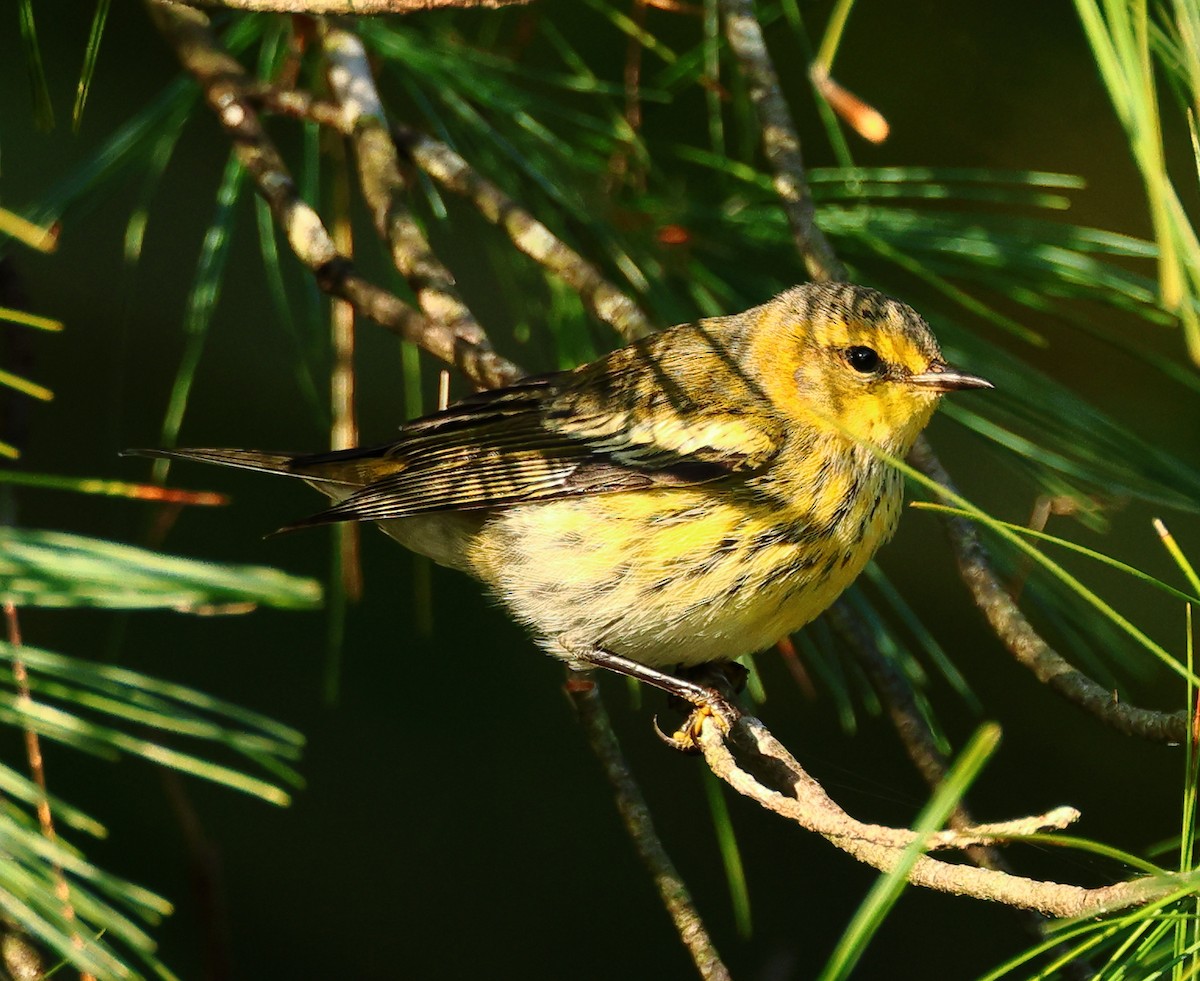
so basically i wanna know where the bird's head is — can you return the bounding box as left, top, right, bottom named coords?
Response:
left=747, top=283, right=992, bottom=454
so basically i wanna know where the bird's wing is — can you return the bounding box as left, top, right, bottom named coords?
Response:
left=289, top=336, right=783, bottom=528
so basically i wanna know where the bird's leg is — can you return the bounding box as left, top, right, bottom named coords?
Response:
left=567, top=646, right=743, bottom=752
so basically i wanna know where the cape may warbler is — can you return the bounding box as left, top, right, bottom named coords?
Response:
left=135, top=283, right=990, bottom=719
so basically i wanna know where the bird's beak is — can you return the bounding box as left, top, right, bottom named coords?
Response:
left=907, top=361, right=993, bottom=393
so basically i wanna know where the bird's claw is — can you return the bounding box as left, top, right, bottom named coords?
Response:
left=654, top=690, right=742, bottom=753
left=653, top=713, right=702, bottom=754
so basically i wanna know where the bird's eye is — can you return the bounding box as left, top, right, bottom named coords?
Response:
left=846, top=346, right=881, bottom=373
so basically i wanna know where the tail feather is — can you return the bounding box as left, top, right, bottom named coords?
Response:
left=122, top=447, right=354, bottom=485
left=268, top=508, right=358, bottom=536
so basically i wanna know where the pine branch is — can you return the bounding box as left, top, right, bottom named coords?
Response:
left=145, top=0, right=522, bottom=390
left=910, top=436, right=1187, bottom=742
left=568, top=676, right=731, bottom=981
left=697, top=714, right=1168, bottom=918
left=718, top=0, right=845, bottom=282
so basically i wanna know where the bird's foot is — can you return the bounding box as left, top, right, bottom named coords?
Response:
left=655, top=696, right=742, bottom=754
left=562, top=645, right=746, bottom=752
left=655, top=662, right=746, bottom=753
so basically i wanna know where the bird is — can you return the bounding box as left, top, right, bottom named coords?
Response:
left=131, top=282, right=991, bottom=739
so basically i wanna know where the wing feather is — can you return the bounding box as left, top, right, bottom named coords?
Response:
left=290, top=324, right=784, bottom=528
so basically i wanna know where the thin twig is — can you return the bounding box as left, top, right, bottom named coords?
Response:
left=607, top=0, right=647, bottom=190
left=328, top=139, right=363, bottom=700
left=3, top=603, right=93, bottom=981
left=392, top=123, right=654, bottom=341
left=910, top=436, right=1187, bottom=743
left=829, top=602, right=1101, bottom=978
left=242, top=80, right=349, bottom=130
left=146, top=0, right=521, bottom=390
left=161, top=772, right=233, bottom=980
left=718, top=0, right=845, bottom=283
left=322, top=26, right=497, bottom=384
left=243, top=81, right=655, bottom=342
left=697, top=714, right=1167, bottom=918
left=828, top=601, right=1009, bottom=870
left=567, top=675, right=731, bottom=981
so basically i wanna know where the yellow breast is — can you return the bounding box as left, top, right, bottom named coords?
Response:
left=464, top=437, right=903, bottom=668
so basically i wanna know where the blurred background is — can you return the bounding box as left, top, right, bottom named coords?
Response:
left=2, top=1, right=1199, bottom=977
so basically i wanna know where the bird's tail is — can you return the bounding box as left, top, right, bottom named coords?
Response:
left=124, top=446, right=380, bottom=534
left=123, top=447, right=351, bottom=485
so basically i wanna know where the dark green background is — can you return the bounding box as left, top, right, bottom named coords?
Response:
left=2, top=2, right=1198, bottom=978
